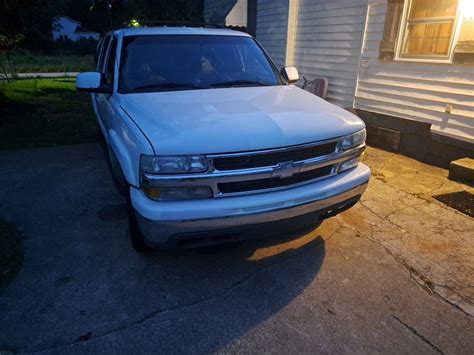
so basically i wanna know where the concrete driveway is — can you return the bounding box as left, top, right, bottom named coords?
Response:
left=0, top=144, right=473, bottom=353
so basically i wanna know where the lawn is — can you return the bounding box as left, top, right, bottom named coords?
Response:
left=0, top=78, right=99, bottom=150
left=2, top=52, right=94, bottom=73
left=0, top=218, right=23, bottom=290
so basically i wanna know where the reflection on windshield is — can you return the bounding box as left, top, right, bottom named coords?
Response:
left=119, top=35, right=281, bottom=93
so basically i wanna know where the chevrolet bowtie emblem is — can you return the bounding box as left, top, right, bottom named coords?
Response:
left=272, top=161, right=302, bottom=179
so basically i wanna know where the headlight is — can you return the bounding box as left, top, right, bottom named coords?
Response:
left=140, top=155, right=208, bottom=174
left=340, top=129, right=366, bottom=150
left=142, top=186, right=213, bottom=201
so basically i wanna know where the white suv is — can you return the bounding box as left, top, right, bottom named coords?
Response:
left=77, top=27, right=370, bottom=252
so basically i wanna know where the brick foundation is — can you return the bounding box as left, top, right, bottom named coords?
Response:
left=354, top=109, right=474, bottom=168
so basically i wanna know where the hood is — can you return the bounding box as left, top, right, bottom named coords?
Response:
left=119, top=85, right=365, bottom=155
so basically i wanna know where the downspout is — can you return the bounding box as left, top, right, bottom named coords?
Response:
left=353, top=2, right=372, bottom=110
left=285, top=0, right=300, bottom=67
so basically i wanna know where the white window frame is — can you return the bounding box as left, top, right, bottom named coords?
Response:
left=395, top=0, right=463, bottom=63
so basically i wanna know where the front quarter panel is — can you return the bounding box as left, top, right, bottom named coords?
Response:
left=106, top=96, right=154, bottom=187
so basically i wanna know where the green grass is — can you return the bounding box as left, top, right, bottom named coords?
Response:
left=0, top=78, right=99, bottom=150
left=0, top=218, right=23, bottom=290
left=2, top=52, right=94, bottom=73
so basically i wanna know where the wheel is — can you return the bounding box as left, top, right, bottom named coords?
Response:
left=103, top=142, right=128, bottom=196
left=127, top=192, right=152, bottom=253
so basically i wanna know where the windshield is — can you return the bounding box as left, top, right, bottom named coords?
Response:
left=118, top=35, right=281, bottom=93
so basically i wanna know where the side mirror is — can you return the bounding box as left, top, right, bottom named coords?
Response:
left=76, top=72, right=111, bottom=93
left=281, top=66, right=299, bottom=84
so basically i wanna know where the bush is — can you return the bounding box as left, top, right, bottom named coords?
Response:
left=53, top=37, right=99, bottom=55
left=0, top=78, right=99, bottom=149
left=3, top=50, right=94, bottom=73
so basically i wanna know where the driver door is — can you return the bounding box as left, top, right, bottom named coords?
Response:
left=96, top=36, right=117, bottom=134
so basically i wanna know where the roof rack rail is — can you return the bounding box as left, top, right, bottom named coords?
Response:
left=122, top=20, right=227, bottom=29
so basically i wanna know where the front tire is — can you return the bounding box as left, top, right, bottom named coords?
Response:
left=104, top=143, right=128, bottom=196
left=127, top=193, right=152, bottom=253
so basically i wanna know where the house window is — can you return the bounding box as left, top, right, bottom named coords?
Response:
left=397, top=0, right=460, bottom=60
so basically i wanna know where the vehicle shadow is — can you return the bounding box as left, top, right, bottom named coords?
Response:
left=106, top=223, right=329, bottom=352
left=0, top=144, right=330, bottom=352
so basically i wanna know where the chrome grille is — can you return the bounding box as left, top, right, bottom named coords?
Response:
left=140, top=139, right=365, bottom=198
left=218, top=165, right=334, bottom=194
left=212, top=141, right=338, bottom=171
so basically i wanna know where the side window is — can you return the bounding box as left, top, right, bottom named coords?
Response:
left=97, top=36, right=110, bottom=72
left=105, top=37, right=117, bottom=86
left=94, top=37, right=104, bottom=67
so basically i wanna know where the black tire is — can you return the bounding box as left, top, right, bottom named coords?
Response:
left=103, top=142, right=128, bottom=196
left=100, top=137, right=151, bottom=253
left=127, top=193, right=152, bottom=253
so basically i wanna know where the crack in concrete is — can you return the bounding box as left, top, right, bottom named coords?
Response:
left=22, top=224, right=342, bottom=353
left=344, top=203, right=472, bottom=317
left=393, top=315, right=444, bottom=354
left=353, top=175, right=474, bottom=316
left=367, top=185, right=472, bottom=234
left=370, top=154, right=393, bottom=175
left=387, top=243, right=470, bottom=316
left=375, top=176, right=470, bottom=218
left=359, top=200, right=408, bottom=232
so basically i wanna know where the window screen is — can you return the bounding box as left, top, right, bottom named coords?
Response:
left=399, top=0, right=459, bottom=59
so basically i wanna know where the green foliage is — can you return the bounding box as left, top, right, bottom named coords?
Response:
left=50, top=38, right=98, bottom=56
left=70, top=0, right=204, bottom=32
left=0, top=78, right=99, bottom=149
left=0, top=33, right=24, bottom=50
left=0, top=218, right=23, bottom=290
left=3, top=51, right=94, bottom=73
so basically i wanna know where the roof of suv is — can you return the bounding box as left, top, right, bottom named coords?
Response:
left=115, top=27, right=252, bottom=37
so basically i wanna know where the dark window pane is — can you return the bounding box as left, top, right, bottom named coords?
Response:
left=119, top=35, right=280, bottom=93
left=98, top=36, right=110, bottom=72
left=105, top=38, right=117, bottom=85
left=403, top=22, right=453, bottom=55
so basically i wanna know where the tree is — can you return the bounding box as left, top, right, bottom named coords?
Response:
left=0, top=0, right=205, bottom=52
left=132, top=0, right=203, bottom=24
left=0, top=0, right=69, bottom=52
left=70, top=0, right=204, bottom=32
left=68, top=0, right=132, bottom=33
left=0, top=0, right=23, bottom=48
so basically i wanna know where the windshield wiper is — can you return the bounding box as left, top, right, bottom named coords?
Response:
left=130, top=82, right=205, bottom=92
left=208, top=80, right=272, bottom=88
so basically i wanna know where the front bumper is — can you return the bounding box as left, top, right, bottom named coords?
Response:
left=131, top=163, right=370, bottom=247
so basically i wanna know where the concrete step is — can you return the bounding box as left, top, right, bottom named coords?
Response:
left=449, top=158, right=474, bottom=184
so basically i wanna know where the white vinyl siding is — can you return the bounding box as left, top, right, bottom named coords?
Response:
left=256, top=0, right=290, bottom=68
left=226, top=0, right=248, bottom=27
left=293, top=0, right=369, bottom=108
left=354, top=0, right=474, bottom=143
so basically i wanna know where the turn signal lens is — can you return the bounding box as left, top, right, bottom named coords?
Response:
left=339, top=156, right=361, bottom=173
left=143, top=186, right=212, bottom=201
left=142, top=187, right=161, bottom=200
